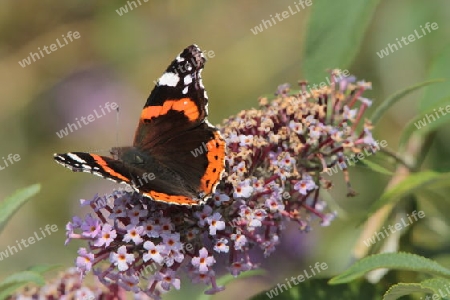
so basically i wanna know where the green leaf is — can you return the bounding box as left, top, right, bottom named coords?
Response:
left=420, top=44, right=450, bottom=111
left=250, top=278, right=382, bottom=300
left=27, top=264, right=61, bottom=275
left=399, top=96, right=450, bottom=147
left=371, top=79, right=445, bottom=125
left=0, top=266, right=59, bottom=300
left=363, top=171, right=450, bottom=221
left=383, top=283, right=434, bottom=300
left=359, top=159, right=394, bottom=176
left=0, top=271, right=45, bottom=300
left=329, top=252, right=450, bottom=284
left=0, top=184, right=41, bottom=234
left=302, top=0, right=380, bottom=83
left=383, top=278, right=450, bottom=300
left=215, top=269, right=266, bottom=287
left=419, top=278, right=450, bottom=299
left=198, top=270, right=265, bottom=300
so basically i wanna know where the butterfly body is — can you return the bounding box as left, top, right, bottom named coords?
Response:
left=54, top=45, right=225, bottom=205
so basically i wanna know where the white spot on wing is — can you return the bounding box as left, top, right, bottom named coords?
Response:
left=158, top=72, right=180, bottom=87
left=67, top=153, right=86, bottom=164
left=176, top=56, right=184, bottom=62
left=182, top=86, right=188, bottom=94
left=184, top=74, right=192, bottom=85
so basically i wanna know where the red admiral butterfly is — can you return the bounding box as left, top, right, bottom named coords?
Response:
left=54, top=45, right=226, bottom=205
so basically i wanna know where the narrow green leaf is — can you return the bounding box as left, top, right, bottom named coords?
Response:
left=0, top=271, right=45, bottom=300
left=371, top=79, right=445, bottom=125
left=199, top=270, right=265, bottom=300
left=359, top=159, right=394, bottom=176
left=329, top=252, right=450, bottom=284
left=399, top=96, right=450, bottom=147
left=420, top=44, right=450, bottom=111
left=417, top=189, right=450, bottom=227
left=0, top=271, right=45, bottom=287
left=363, top=172, right=450, bottom=221
left=0, top=184, right=41, bottom=234
left=27, top=264, right=61, bottom=275
left=383, top=278, right=450, bottom=300
left=302, top=0, right=380, bottom=83
left=215, top=269, right=265, bottom=287
left=251, top=278, right=382, bottom=300
left=420, top=278, right=450, bottom=299
left=383, top=283, right=434, bottom=300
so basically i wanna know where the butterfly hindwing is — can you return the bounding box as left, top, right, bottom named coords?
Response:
left=149, top=123, right=226, bottom=197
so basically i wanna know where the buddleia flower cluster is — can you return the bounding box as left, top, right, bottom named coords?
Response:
left=9, top=267, right=123, bottom=299
left=28, top=70, right=376, bottom=299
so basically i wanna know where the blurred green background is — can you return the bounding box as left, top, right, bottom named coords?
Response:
left=1, top=0, right=450, bottom=299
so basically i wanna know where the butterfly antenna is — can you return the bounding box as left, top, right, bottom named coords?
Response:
left=84, top=148, right=110, bottom=154
left=115, top=105, right=120, bottom=150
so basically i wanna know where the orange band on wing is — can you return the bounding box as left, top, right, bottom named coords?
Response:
left=141, top=98, right=200, bottom=122
left=91, top=154, right=130, bottom=182
left=142, top=191, right=198, bottom=205
left=200, top=131, right=226, bottom=194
